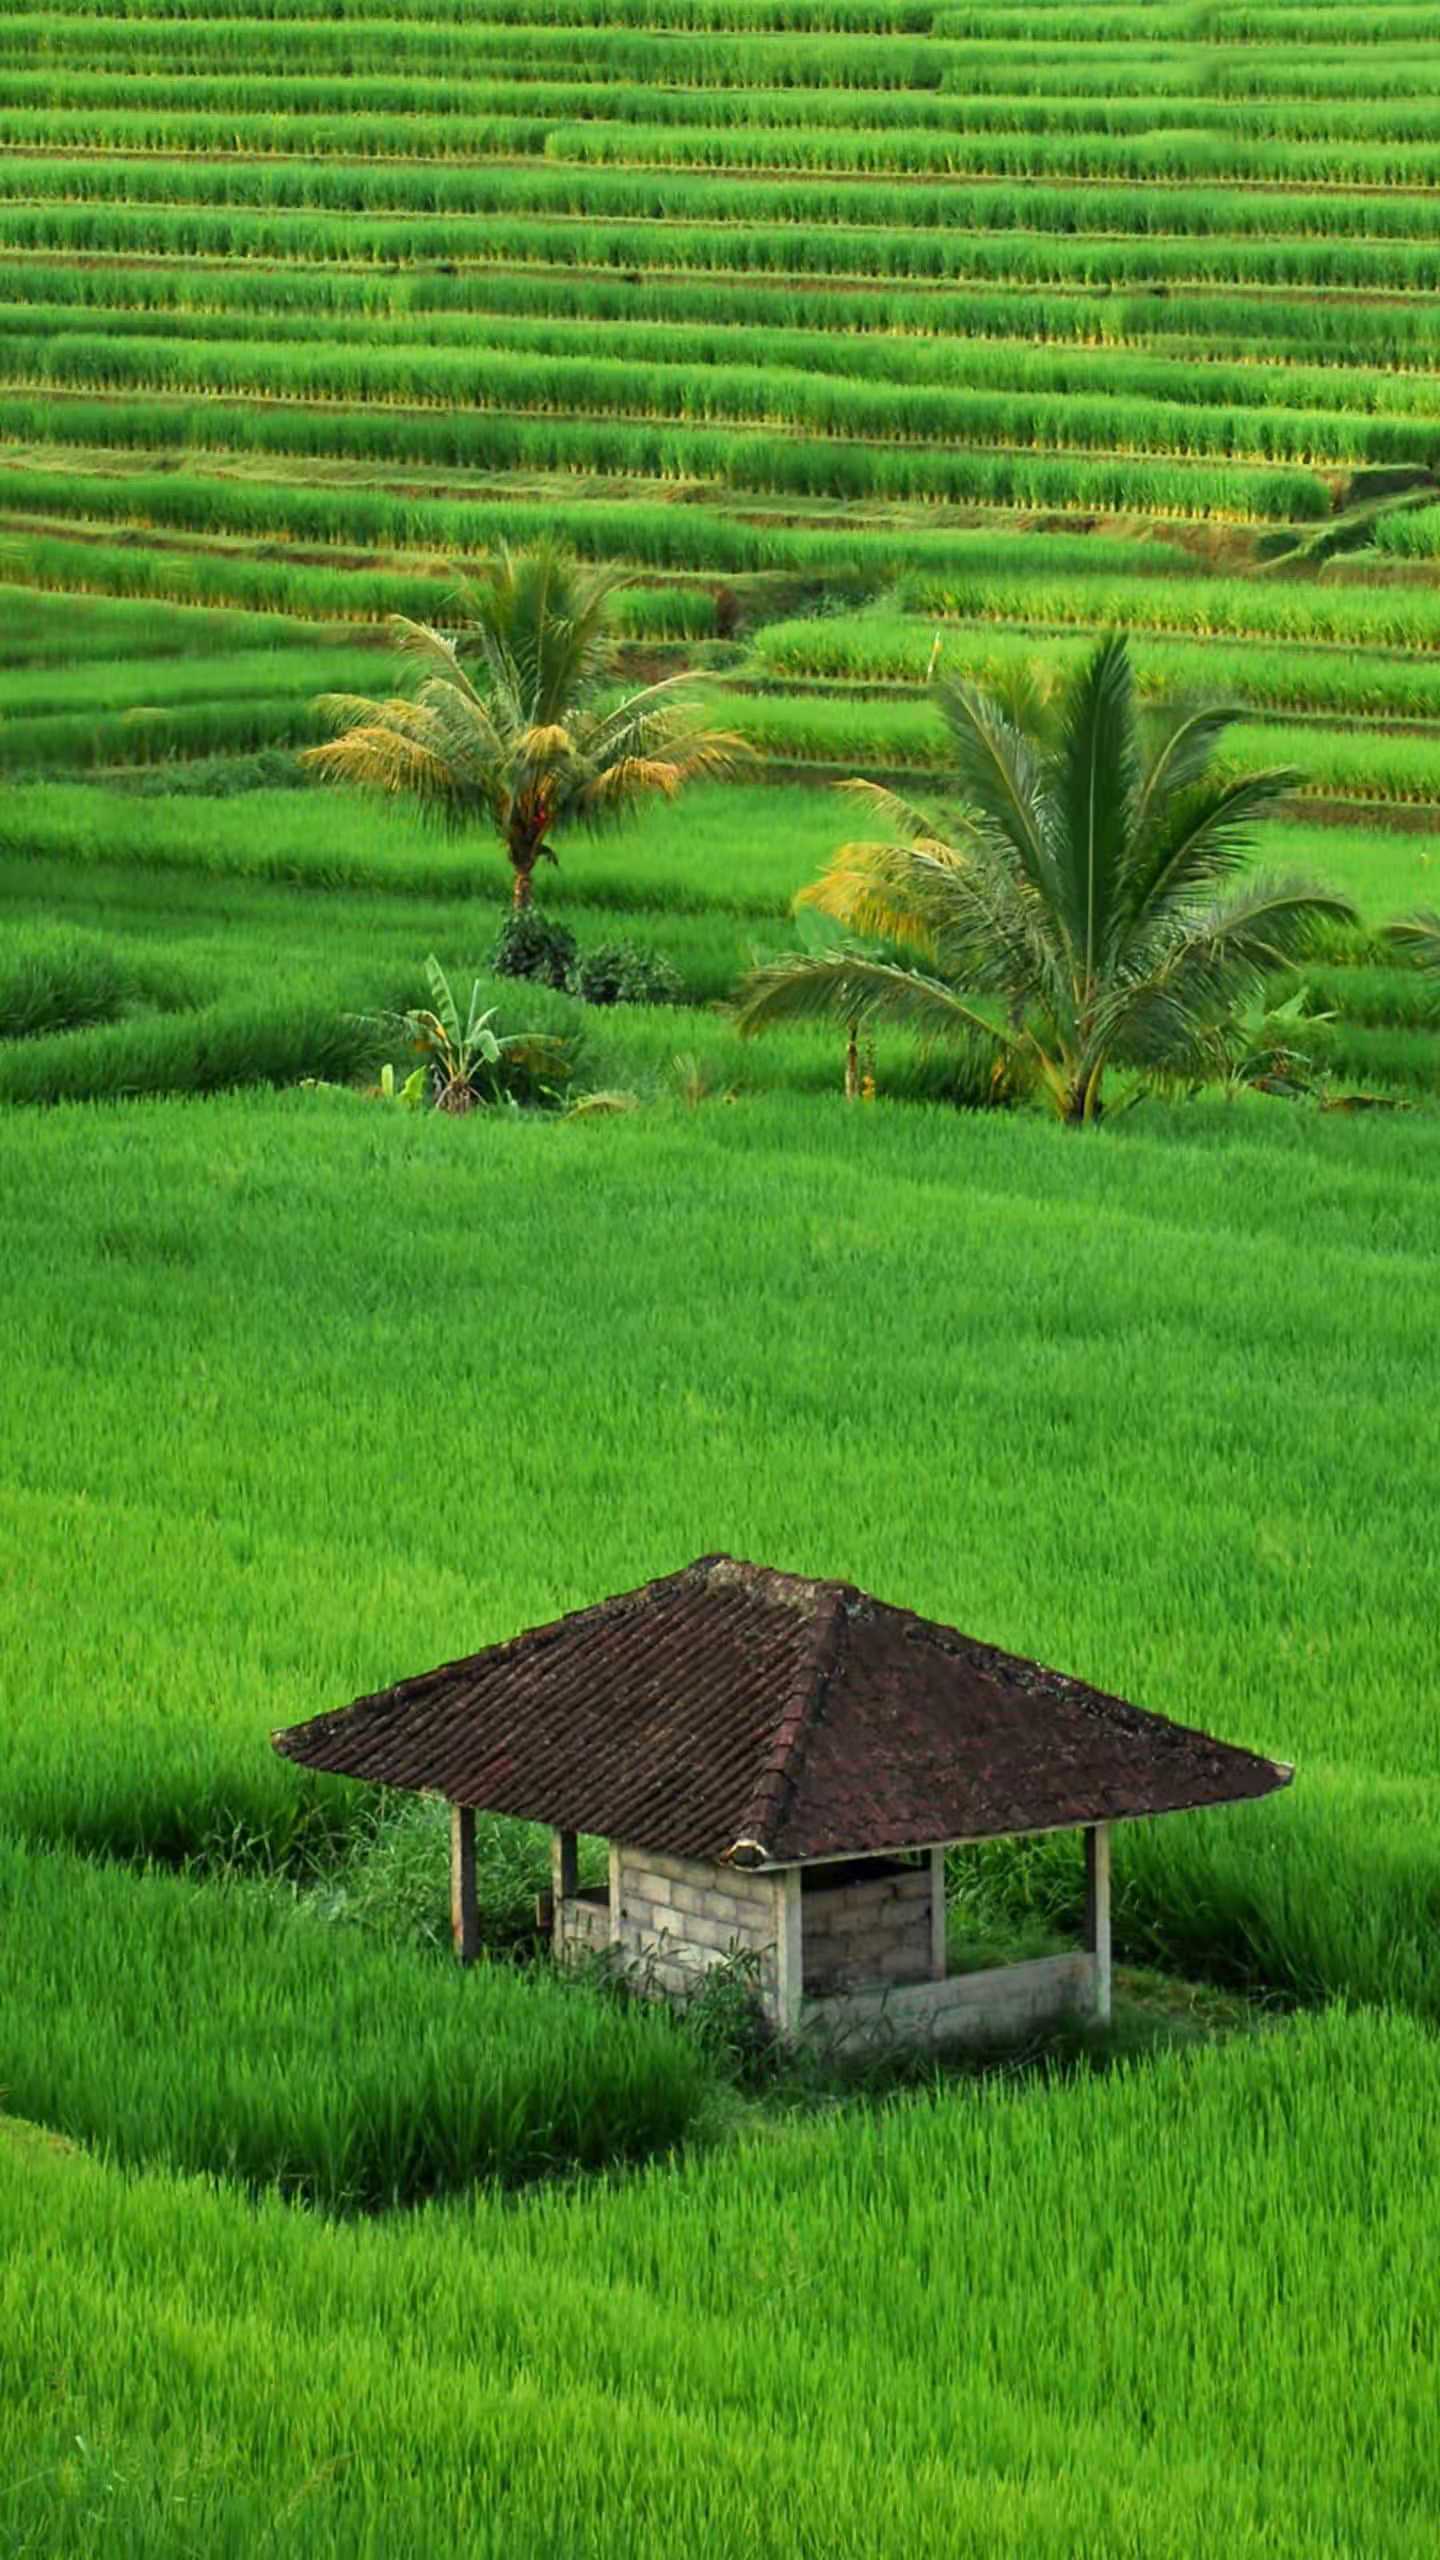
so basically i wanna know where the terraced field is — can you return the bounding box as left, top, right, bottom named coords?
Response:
left=6, top=5, right=1440, bottom=2554
left=3, top=1, right=1440, bottom=790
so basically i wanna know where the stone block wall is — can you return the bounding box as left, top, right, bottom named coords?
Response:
left=554, top=1887, right=611, bottom=1963
left=801, top=1856, right=933, bottom=1994
left=611, top=1845, right=781, bottom=2002
left=550, top=1842, right=780, bottom=2003
left=801, top=1951, right=1097, bottom=2055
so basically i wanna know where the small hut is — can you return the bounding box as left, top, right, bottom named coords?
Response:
left=272, top=1556, right=1291, bottom=2051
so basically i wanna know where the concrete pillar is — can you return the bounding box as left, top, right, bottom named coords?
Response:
left=544, top=1829, right=579, bottom=1953
left=773, top=1867, right=803, bottom=2037
left=450, top=1803, right=478, bottom=1964
left=928, top=1846, right=948, bottom=1980
left=607, top=1840, right=623, bottom=1946
left=1084, top=1823, right=1112, bottom=2024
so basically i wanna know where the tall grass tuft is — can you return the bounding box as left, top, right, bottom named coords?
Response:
left=0, top=1835, right=714, bottom=2207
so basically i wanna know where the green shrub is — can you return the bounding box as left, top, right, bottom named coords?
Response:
left=570, top=938, right=683, bottom=1008
left=490, top=906, right=579, bottom=991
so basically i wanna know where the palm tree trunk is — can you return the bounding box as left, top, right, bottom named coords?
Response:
left=511, top=860, right=535, bottom=912
left=844, top=1025, right=860, bottom=1102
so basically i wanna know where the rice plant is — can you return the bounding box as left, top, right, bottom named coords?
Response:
left=0, top=1834, right=712, bottom=2205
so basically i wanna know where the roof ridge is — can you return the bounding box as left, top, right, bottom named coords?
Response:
left=723, top=1577, right=854, bottom=1864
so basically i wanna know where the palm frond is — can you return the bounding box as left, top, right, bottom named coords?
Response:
left=1188, top=871, right=1358, bottom=968
left=387, top=616, right=483, bottom=704
left=1099, top=872, right=1356, bottom=1067
left=583, top=756, right=685, bottom=806
left=733, top=947, right=1014, bottom=1051
left=1052, top=632, right=1141, bottom=979
left=309, top=689, right=411, bottom=738
left=301, top=720, right=464, bottom=810
left=932, top=666, right=1059, bottom=908
left=1117, top=766, right=1308, bottom=955
left=516, top=721, right=579, bottom=762
left=834, top=776, right=944, bottom=839
left=458, top=543, right=619, bottom=719
left=1129, top=700, right=1245, bottom=856
left=1385, top=908, right=1440, bottom=975
left=796, top=837, right=955, bottom=950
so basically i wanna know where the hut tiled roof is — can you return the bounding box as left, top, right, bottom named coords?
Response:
left=272, top=1556, right=1291, bottom=1864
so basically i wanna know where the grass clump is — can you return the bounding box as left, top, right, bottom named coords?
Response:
left=0, top=1833, right=713, bottom=2209
left=0, top=922, right=200, bottom=1041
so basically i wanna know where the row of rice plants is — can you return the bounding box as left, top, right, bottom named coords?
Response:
left=548, top=115, right=1440, bottom=184
left=0, top=69, right=1220, bottom=128
left=0, top=581, right=327, bottom=664
left=1206, top=0, right=1436, bottom=33
left=12, top=197, right=1440, bottom=296
left=0, top=465, right=1198, bottom=575
left=0, top=778, right=833, bottom=920
left=8, top=33, right=1415, bottom=116
left=21, top=65, right=1440, bottom=144
left=939, top=0, right=1429, bottom=34
left=0, top=642, right=381, bottom=720
left=0, top=692, right=330, bottom=777
left=11, top=325, right=1419, bottom=472
left=0, top=531, right=719, bottom=633
left=0, top=396, right=1324, bottom=520
left=33, top=0, right=964, bottom=28
left=1372, top=503, right=1440, bottom=560
left=1203, top=41, right=1440, bottom=98
left=0, top=1836, right=711, bottom=2206
left=745, top=613, right=1440, bottom=725
left=0, top=18, right=1043, bottom=88
left=705, top=688, right=1440, bottom=801
left=0, top=12, right=1193, bottom=81
left=6, top=98, right=1437, bottom=186
left=10, top=156, right=1440, bottom=249
left=892, top=566, right=1440, bottom=652
left=13, top=14, right=1421, bottom=91
left=10, top=248, right=1440, bottom=376
left=17, top=298, right=1440, bottom=438
left=0, top=917, right=205, bottom=1040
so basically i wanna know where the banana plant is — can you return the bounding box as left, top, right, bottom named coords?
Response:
left=393, top=957, right=574, bottom=1113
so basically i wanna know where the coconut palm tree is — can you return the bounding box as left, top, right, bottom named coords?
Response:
left=303, top=543, right=748, bottom=909
left=735, top=635, right=1356, bottom=1123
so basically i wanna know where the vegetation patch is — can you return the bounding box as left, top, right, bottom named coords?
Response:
left=0, top=1834, right=713, bottom=2208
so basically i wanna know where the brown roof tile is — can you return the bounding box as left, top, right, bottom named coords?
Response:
left=271, top=1556, right=1292, bottom=1864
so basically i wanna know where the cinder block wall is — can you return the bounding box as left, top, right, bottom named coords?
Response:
left=554, top=1890, right=610, bottom=1962
left=801, top=1857, right=931, bottom=1993
left=612, top=1844, right=780, bottom=2002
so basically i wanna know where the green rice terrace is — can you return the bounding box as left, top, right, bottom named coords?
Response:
left=5, top=0, right=1440, bottom=2550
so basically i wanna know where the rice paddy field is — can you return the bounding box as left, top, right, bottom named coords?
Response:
left=5, top=1, right=1440, bottom=2552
